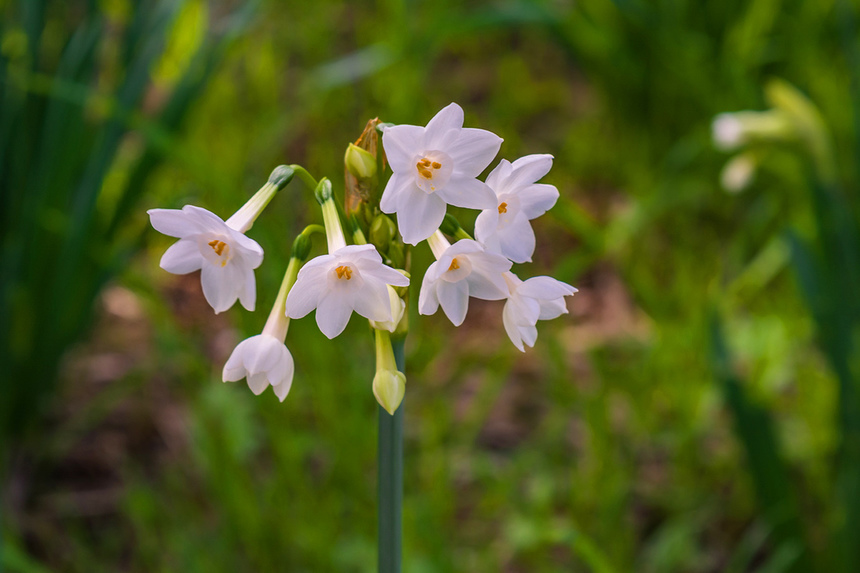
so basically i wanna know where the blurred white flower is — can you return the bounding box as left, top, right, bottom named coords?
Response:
left=223, top=334, right=294, bottom=401
left=503, top=272, right=577, bottom=352
left=148, top=205, right=263, bottom=313
left=712, top=113, right=746, bottom=151
left=380, top=103, right=503, bottom=245
left=475, top=154, right=560, bottom=263
left=418, top=233, right=511, bottom=326
left=720, top=153, right=757, bottom=193
left=285, top=244, right=409, bottom=339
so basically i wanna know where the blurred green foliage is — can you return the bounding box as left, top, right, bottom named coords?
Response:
left=2, top=0, right=860, bottom=571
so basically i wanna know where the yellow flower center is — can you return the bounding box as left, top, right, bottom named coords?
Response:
left=448, top=258, right=460, bottom=271
left=416, top=157, right=443, bottom=180
left=498, top=202, right=508, bottom=214
left=208, top=239, right=230, bottom=266
left=336, top=265, right=353, bottom=280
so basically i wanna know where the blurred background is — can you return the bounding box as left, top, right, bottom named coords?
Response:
left=2, top=0, right=859, bottom=571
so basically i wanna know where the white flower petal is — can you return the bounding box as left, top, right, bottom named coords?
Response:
left=418, top=266, right=441, bottom=316
left=395, top=189, right=447, bottom=245
left=466, top=252, right=512, bottom=300
left=510, top=294, right=541, bottom=325
left=200, top=262, right=243, bottom=313
left=519, top=276, right=577, bottom=300
left=247, top=372, right=269, bottom=395
left=436, top=175, right=496, bottom=210
left=351, top=278, right=394, bottom=323
left=315, top=291, right=355, bottom=339
left=382, top=124, right=426, bottom=172
left=423, top=103, right=464, bottom=148
left=437, top=279, right=470, bottom=326
left=182, top=205, right=231, bottom=233
left=485, top=159, right=513, bottom=191
left=354, top=259, right=409, bottom=287
left=474, top=208, right=500, bottom=246
left=285, top=259, right=332, bottom=318
left=223, top=344, right=249, bottom=382
left=380, top=172, right=412, bottom=214
left=519, top=183, right=560, bottom=220
left=238, top=265, right=257, bottom=311
left=503, top=303, right=526, bottom=352
left=159, top=239, right=203, bottom=274
left=520, top=322, right=538, bottom=348
left=229, top=228, right=264, bottom=268
left=148, top=208, right=203, bottom=238
left=273, top=369, right=294, bottom=402
left=498, top=214, right=536, bottom=264
left=538, top=298, right=569, bottom=321
left=447, top=127, right=503, bottom=178
left=505, top=154, right=553, bottom=191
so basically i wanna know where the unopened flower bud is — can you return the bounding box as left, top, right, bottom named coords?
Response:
left=292, top=232, right=313, bottom=261
left=439, top=213, right=463, bottom=237
left=345, top=143, right=377, bottom=181
left=314, top=178, right=333, bottom=204
left=369, top=214, right=396, bottom=252
left=387, top=241, right=405, bottom=269
left=373, top=369, right=406, bottom=415
left=268, top=165, right=295, bottom=190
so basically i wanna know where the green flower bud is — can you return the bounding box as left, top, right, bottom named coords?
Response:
left=439, top=214, right=463, bottom=237
left=369, top=214, right=396, bottom=252
left=268, top=165, right=295, bottom=190
left=291, top=232, right=312, bottom=261
left=314, top=178, right=333, bottom=205
left=387, top=241, right=405, bottom=270
left=373, top=369, right=406, bottom=415
left=345, top=143, right=377, bottom=181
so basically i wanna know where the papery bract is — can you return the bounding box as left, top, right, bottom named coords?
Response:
left=285, top=244, right=409, bottom=339
left=381, top=103, right=503, bottom=245
left=418, top=238, right=511, bottom=326
left=148, top=205, right=263, bottom=313
left=475, top=154, right=560, bottom=263
left=502, top=272, right=577, bottom=351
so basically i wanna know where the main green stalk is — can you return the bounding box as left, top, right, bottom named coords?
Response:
left=378, top=337, right=404, bottom=572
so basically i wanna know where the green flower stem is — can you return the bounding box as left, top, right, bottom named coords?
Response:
left=378, top=336, right=405, bottom=573
left=289, top=164, right=319, bottom=190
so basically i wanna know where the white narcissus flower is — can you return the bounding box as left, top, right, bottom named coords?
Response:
left=285, top=244, right=410, bottom=339
left=148, top=205, right=263, bottom=313
left=419, top=233, right=512, bottom=326
left=503, top=272, right=577, bottom=352
left=475, top=154, right=560, bottom=263
left=223, top=334, right=295, bottom=401
left=380, top=103, right=503, bottom=245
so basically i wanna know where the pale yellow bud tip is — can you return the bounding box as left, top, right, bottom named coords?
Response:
left=345, top=143, right=377, bottom=180
left=373, top=369, right=406, bottom=415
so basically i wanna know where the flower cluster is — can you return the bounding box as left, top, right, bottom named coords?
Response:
left=382, top=103, right=576, bottom=349
left=148, top=104, right=576, bottom=414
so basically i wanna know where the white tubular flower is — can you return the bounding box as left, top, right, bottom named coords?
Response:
left=284, top=244, right=410, bottom=339
left=418, top=232, right=512, bottom=326
left=503, top=272, right=577, bottom=352
left=475, top=154, right=560, bottom=263
left=380, top=103, right=503, bottom=245
left=222, top=334, right=295, bottom=401
left=222, top=253, right=301, bottom=401
left=148, top=205, right=263, bottom=313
